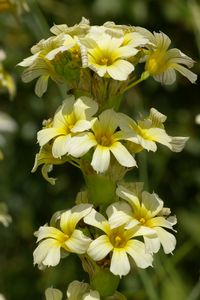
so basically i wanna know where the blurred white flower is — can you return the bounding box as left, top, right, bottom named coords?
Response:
left=0, top=202, right=12, bottom=227
left=195, top=114, right=200, bottom=125
left=0, top=50, right=16, bottom=99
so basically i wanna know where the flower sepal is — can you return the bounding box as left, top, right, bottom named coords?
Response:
left=90, top=268, right=120, bottom=298
left=84, top=173, right=116, bottom=208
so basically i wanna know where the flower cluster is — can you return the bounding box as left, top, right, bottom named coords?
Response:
left=34, top=184, right=176, bottom=279
left=33, top=94, right=188, bottom=181
left=20, top=18, right=197, bottom=299
left=18, top=18, right=197, bottom=98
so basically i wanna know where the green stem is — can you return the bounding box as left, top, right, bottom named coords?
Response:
left=138, top=269, right=159, bottom=300
left=172, top=239, right=194, bottom=265
left=122, top=71, right=149, bottom=93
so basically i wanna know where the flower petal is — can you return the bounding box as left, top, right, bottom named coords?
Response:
left=144, top=236, right=161, bottom=253
left=110, top=142, right=137, bottom=168
left=91, top=146, right=110, bottom=173
left=73, top=96, right=98, bottom=119
left=107, top=60, right=134, bottom=81
left=60, top=204, right=92, bottom=234
left=116, top=185, right=141, bottom=211
left=83, top=291, right=100, bottom=300
left=126, top=239, right=153, bottom=268
left=84, top=209, right=110, bottom=234
left=35, top=226, right=64, bottom=242
left=45, top=288, right=63, bottom=300
left=67, top=281, right=89, bottom=299
left=154, top=227, right=176, bottom=254
left=110, top=248, right=130, bottom=277
left=169, top=136, right=189, bottom=152
left=87, top=235, right=113, bottom=261
left=173, top=64, right=197, bottom=83
left=146, top=216, right=176, bottom=230
left=141, top=191, right=163, bottom=218
left=37, top=128, right=64, bottom=147
left=52, top=135, right=71, bottom=158
left=68, top=133, right=96, bottom=157
left=35, top=75, right=49, bottom=97
left=65, top=229, right=91, bottom=254
left=107, top=201, right=133, bottom=228
left=71, top=119, right=93, bottom=133
left=33, top=238, right=61, bottom=267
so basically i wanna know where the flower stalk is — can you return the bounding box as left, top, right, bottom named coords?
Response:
left=18, top=17, right=197, bottom=299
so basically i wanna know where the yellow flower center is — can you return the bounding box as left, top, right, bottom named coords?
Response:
left=145, top=50, right=168, bottom=75
left=63, top=112, right=77, bottom=133
left=58, top=233, right=69, bottom=244
left=98, top=55, right=112, bottom=66
left=139, top=217, right=146, bottom=225
left=102, top=57, right=109, bottom=64
left=110, top=229, right=127, bottom=248
left=96, top=134, right=113, bottom=147
left=130, top=123, right=155, bottom=141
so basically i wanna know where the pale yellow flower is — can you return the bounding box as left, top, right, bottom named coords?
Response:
left=37, top=95, right=98, bottom=159
left=81, top=33, right=138, bottom=80
left=18, top=34, right=81, bottom=97
left=33, top=204, right=92, bottom=268
left=119, top=108, right=189, bottom=152
left=68, top=109, right=137, bottom=173
left=84, top=208, right=153, bottom=277
left=0, top=111, right=17, bottom=160
left=135, top=27, right=197, bottom=84
left=108, top=183, right=177, bottom=254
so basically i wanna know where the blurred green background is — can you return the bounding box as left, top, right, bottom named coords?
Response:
left=0, top=0, right=200, bottom=299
